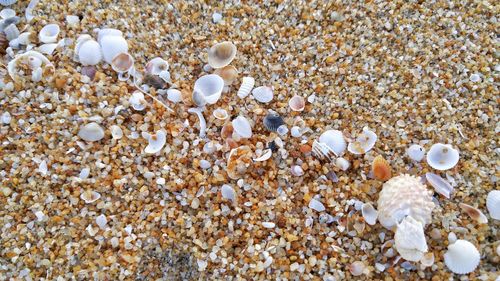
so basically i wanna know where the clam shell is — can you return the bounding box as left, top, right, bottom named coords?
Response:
left=420, top=252, right=435, bottom=268
left=252, top=86, right=273, bottom=103
left=425, top=173, right=453, bottom=198
left=237, top=76, right=255, bottom=99
left=289, top=95, right=305, bottom=112
left=142, top=130, right=167, bottom=154
left=214, top=65, right=238, bottom=85
left=77, top=39, right=102, bottom=66
left=39, top=24, right=59, bottom=43
left=444, top=240, right=480, bottom=274
left=263, top=113, right=284, bottom=132
left=78, top=122, right=104, bottom=142
left=459, top=203, right=488, bottom=224
left=208, top=41, right=236, bottom=69
left=335, top=157, right=350, bottom=171
left=145, top=57, right=169, bottom=75
left=347, top=127, right=377, bottom=154
left=100, top=35, right=128, bottom=64
left=0, top=0, right=17, bottom=6
left=232, top=116, right=252, bottom=139
left=426, top=143, right=459, bottom=170
left=213, top=108, right=228, bottom=120
left=80, top=190, right=101, bottom=204
left=38, top=43, right=58, bottom=55
left=110, top=125, right=123, bottom=139
left=193, top=74, right=224, bottom=104
left=407, top=144, right=425, bottom=162
left=319, top=130, right=346, bottom=156
left=111, top=52, right=134, bottom=73
left=361, top=203, right=377, bottom=225
left=486, top=190, right=500, bottom=220
left=394, top=216, right=428, bottom=262
left=81, top=66, right=96, bottom=80
left=253, top=149, right=272, bottom=162
left=372, top=155, right=392, bottom=181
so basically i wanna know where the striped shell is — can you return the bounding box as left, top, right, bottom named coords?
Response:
left=0, top=0, right=18, bottom=7
left=237, top=76, right=255, bottom=98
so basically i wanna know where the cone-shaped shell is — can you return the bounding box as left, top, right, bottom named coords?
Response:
left=237, top=76, right=254, bottom=98
left=193, top=74, right=224, bottom=104
left=319, top=130, right=346, bottom=156
left=208, top=41, right=236, bottom=69
left=372, top=155, right=392, bottom=181
left=426, top=143, right=459, bottom=170
left=444, top=240, right=480, bottom=274
left=100, top=35, right=128, bottom=64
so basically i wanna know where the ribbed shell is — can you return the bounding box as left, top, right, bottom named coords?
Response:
left=237, top=76, right=254, bottom=99
left=263, top=113, right=284, bottom=132
left=444, top=240, right=480, bottom=274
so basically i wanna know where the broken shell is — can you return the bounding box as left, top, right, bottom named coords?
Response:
left=129, top=91, right=147, bottom=111
left=166, top=89, right=182, bottom=103
left=80, top=190, right=101, bottom=204
left=252, top=86, right=273, bottom=103
left=227, top=146, right=253, bottom=179
left=361, top=203, right=377, bottom=225
left=110, top=125, right=123, bottom=139
left=143, top=74, right=166, bottom=89
left=459, top=203, right=488, bottom=224
left=100, top=34, right=128, bottom=64
left=288, top=95, right=305, bottom=112
left=425, top=173, right=453, bottom=198
left=395, top=216, right=428, bottom=262
left=312, top=140, right=336, bottom=162
left=407, top=144, right=425, bottom=162
left=263, top=113, right=285, bottom=132
left=188, top=107, right=207, bottom=138
left=426, top=143, right=459, bottom=170
left=213, top=108, right=229, bottom=120
left=39, top=23, right=59, bottom=43
left=291, top=165, right=304, bottom=177
left=77, top=39, right=102, bottom=66
left=142, top=130, right=167, bottom=154
left=38, top=43, right=58, bottom=55
left=319, top=130, right=346, bottom=156
left=349, top=261, right=366, bottom=276
left=111, top=52, right=134, bottom=81
left=193, top=74, right=224, bottom=104
left=444, top=240, right=480, bottom=274
left=253, top=149, right=272, bottom=162
left=78, top=122, right=105, bottom=142
left=145, top=57, right=169, bottom=75
left=335, top=157, right=350, bottom=171
left=8, top=51, right=54, bottom=82
left=237, top=76, right=255, bottom=99
left=347, top=127, right=377, bottom=154
left=16, top=32, right=30, bottom=45
left=221, top=123, right=234, bottom=140
left=486, top=190, right=500, bottom=220
left=221, top=184, right=236, bottom=201
left=372, top=155, right=392, bottom=181
left=308, top=198, right=325, bottom=212
left=207, top=41, right=237, bottom=69
left=214, top=65, right=238, bottom=85
left=420, top=252, right=435, bottom=268
left=81, top=66, right=96, bottom=80
left=232, top=116, right=252, bottom=139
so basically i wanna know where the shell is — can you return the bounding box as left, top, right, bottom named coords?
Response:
left=425, top=173, right=453, bottom=198
left=289, top=95, right=305, bottom=112
left=80, top=190, right=101, bottom=204
left=0, top=32, right=7, bottom=54
left=309, top=198, right=325, bottom=212
left=77, top=39, right=102, bottom=66
left=407, top=144, right=425, bottom=162
left=78, top=122, right=104, bottom=142
left=361, top=203, right=378, bottom=225
left=39, top=24, right=59, bottom=43
left=253, top=149, right=272, bottom=162
left=192, top=90, right=207, bottom=107
left=420, top=253, right=435, bottom=268
left=207, top=41, right=237, bottom=69
left=25, top=0, right=38, bottom=22
left=213, top=108, right=228, bottom=120
left=290, top=165, right=304, bottom=176
left=444, top=240, right=480, bottom=274
left=31, top=67, right=42, bottom=82
left=142, top=130, right=167, bottom=154
left=237, top=76, right=255, bottom=98
left=347, top=127, right=378, bottom=154
left=394, top=216, right=428, bottom=262
left=38, top=43, right=58, bottom=55
left=227, top=146, right=253, bottom=179
left=0, top=8, right=15, bottom=18
left=81, top=66, right=96, bottom=80
left=66, top=15, right=79, bottom=26
left=7, top=51, right=54, bottom=82
left=277, top=125, right=288, bottom=136
left=4, top=23, right=18, bottom=40
left=335, top=157, right=350, bottom=171
left=110, top=125, right=123, bottom=139
left=372, top=155, right=392, bottom=181
left=349, top=261, right=366, bottom=276
left=96, top=214, right=107, bottom=229
left=426, top=143, right=459, bottom=170
left=319, top=130, right=346, bottom=156
left=486, top=190, right=500, bottom=220
left=111, top=52, right=134, bottom=73
left=193, top=74, right=224, bottom=104
left=459, top=203, right=488, bottom=224
left=377, top=174, right=435, bottom=229
left=221, top=184, right=236, bottom=201
left=232, top=116, right=252, bottom=139
left=100, top=34, right=128, bottom=64
left=263, top=113, right=284, bottom=132
left=0, top=0, right=17, bottom=6
left=252, top=86, right=273, bottom=103
left=166, top=89, right=182, bottom=103
left=214, top=65, right=238, bottom=85
left=145, top=57, right=169, bottom=75
left=188, top=107, right=207, bottom=138
left=97, top=28, right=122, bottom=43
left=129, top=91, right=147, bottom=111
left=312, top=140, right=336, bottom=162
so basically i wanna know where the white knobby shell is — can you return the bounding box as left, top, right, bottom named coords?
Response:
left=309, top=198, right=325, bottom=212
left=407, top=144, right=426, bottom=162
left=77, top=39, right=102, bottom=66
left=37, top=43, right=58, bottom=55
left=0, top=8, right=15, bottom=19
left=289, top=95, right=305, bottom=112
left=110, top=125, right=123, bottom=140
left=129, top=91, right=147, bottom=111
left=193, top=74, right=224, bottom=104
left=142, top=130, right=167, bottom=154
left=251, top=86, right=273, bottom=103
left=166, top=89, right=182, bottom=103
left=80, top=190, right=101, bottom=204
left=100, top=35, right=128, bottom=64
left=145, top=57, right=169, bottom=75
left=253, top=149, right=272, bottom=162
left=232, top=116, right=252, bottom=139
left=426, top=143, right=459, bottom=170
left=207, top=41, right=237, bottom=69
left=361, top=203, right=378, bottom=225
left=348, top=127, right=378, bottom=154
left=486, top=190, right=500, bottom=220
left=444, top=240, right=480, bottom=274
left=319, top=130, right=346, bottom=156
left=394, top=216, right=428, bottom=262
left=221, top=184, right=236, bottom=201
left=213, top=108, right=229, bottom=120
left=237, top=76, right=255, bottom=99
left=425, top=173, right=453, bottom=198
left=39, top=23, right=60, bottom=43
left=78, top=122, right=105, bottom=142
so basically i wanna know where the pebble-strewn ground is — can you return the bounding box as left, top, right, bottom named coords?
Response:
left=0, top=0, right=498, bottom=280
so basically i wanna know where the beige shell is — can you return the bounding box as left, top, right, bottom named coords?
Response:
left=213, top=108, right=229, bottom=120
left=289, top=95, right=305, bottom=112
left=111, top=52, right=134, bottom=73
left=214, top=65, right=238, bottom=85
left=458, top=203, right=488, bottom=224
left=208, top=41, right=237, bottom=69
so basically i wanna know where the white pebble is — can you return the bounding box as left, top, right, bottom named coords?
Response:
left=212, top=12, right=222, bottom=23
left=79, top=167, right=90, bottom=179
left=469, top=73, right=481, bottom=83
left=199, top=159, right=211, bottom=169
left=96, top=214, right=107, bottom=229
left=1, top=112, right=11, bottom=124
left=262, top=222, right=275, bottom=228
left=407, top=144, right=425, bottom=162
left=309, top=198, right=325, bottom=212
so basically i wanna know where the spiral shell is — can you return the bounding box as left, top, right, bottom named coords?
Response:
left=237, top=76, right=255, bottom=99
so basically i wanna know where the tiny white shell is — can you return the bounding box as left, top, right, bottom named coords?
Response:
left=31, top=67, right=42, bottom=82
left=0, top=8, right=15, bottom=19
left=420, top=252, right=435, bottom=268
left=213, top=108, right=229, bottom=120
left=290, top=126, right=302, bottom=138
left=221, top=184, right=236, bottom=201
left=79, top=39, right=102, bottom=66
left=425, top=173, right=453, bottom=198
left=100, top=34, right=128, bottom=64
left=277, top=125, right=288, bottom=136
left=110, top=125, right=123, bottom=140
left=319, top=130, right=346, bottom=156
left=459, top=203, right=488, bottom=224
left=39, top=24, right=60, bottom=43
left=96, top=214, right=107, bottom=229
left=145, top=57, right=169, bottom=75
left=129, top=91, right=147, bottom=111
left=237, top=76, right=255, bottom=99
left=193, top=74, right=224, bottom=104
left=79, top=168, right=90, bottom=179
left=38, top=160, right=47, bottom=175
left=290, top=165, right=304, bottom=176
left=38, top=43, right=58, bottom=55
left=347, top=127, right=377, bottom=154
left=166, top=89, right=182, bottom=103
left=486, top=190, right=500, bottom=220
left=426, top=143, right=459, bottom=170
left=444, top=240, right=480, bottom=274
left=407, top=144, right=425, bottom=162
left=188, top=107, right=207, bottom=138
left=335, top=157, right=350, bottom=171
left=78, top=122, right=104, bottom=142
left=66, top=15, right=80, bottom=26
left=80, top=190, right=101, bottom=204
left=17, top=32, right=30, bottom=45
left=25, top=0, right=37, bottom=22
left=361, top=203, right=377, bottom=225
left=232, top=116, right=252, bottom=139
left=394, top=216, right=428, bottom=262
left=253, top=149, right=272, bottom=162
left=252, top=86, right=273, bottom=103
left=309, top=198, right=325, bottom=212
left=97, top=28, right=122, bottom=43
left=142, top=130, right=167, bottom=154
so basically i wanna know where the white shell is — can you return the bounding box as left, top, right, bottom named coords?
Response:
left=290, top=126, right=302, bottom=138
left=25, top=0, right=37, bottom=22
left=232, top=116, right=252, bottom=139
left=420, top=253, right=435, bottom=268
left=78, top=39, right=102, bottom=66
left=145, top=57, right=169, bottom=75
left=347, top=127, right=378, bottom=154
left=444, top=240, right=480, bottom=274
left=288, top=95, right=305, bottom=112
left=38, top=160, right=47, bottom=175
left=166, top=89, right=182, bottom=103
left=290, top=165, right=304, bottom=177
left=80, top=190, right=101, bottom=204
left=426, top=143, right=459, bottom=170
left=308, top=198, right=325, bottom=212
left=237, top=76, right=255, bottom=99
left=486, top=190, right=500, bottom=220
left=66, top=15, right=79, bottom=26
left=79, top=168, right=89, bottom=180
left=100, top=35, right=128, bottom=64
left=110, top=125, right=123, bottom=139
left=335, top=157, right=350, bottom=171
left=38, top=43, right=58, bottom=55
left=395, top=216, right=428, bottom=262
left=16, top=32, right=30, bottom=45
left=425, top=173, right=453, bottom=198
left=129, top=91, right=147, bottom=111
left=193, top=74, right=224, bottom=104
left=251, top=86, right=273, bottom=103
left=221, top=184, right=236, bottom=201
left=207, top=41, right=237, bottom=69
left=142, top=130, right=167, bottom=154
left=361, top=203, right=377, bottom=225
left=0, top=8, right=15, bottom=19
left=407, top=144, right=425, bottom=162
left=212, top=108, right=228, bottom=120
left=96, top=214, right=107, bottom=229
left=97, top=28, right=122, bottom=44
left=7, top=51, right=53, bottom=82
left=319, top=130, right=346, bottom=156
left=188, top=107, right=207, bottom=138
left=4, top=23, right=19, bottom=41
left=78, top=122, right=104, bottom=142
left=253, top=149, right=272, bottom=162
left=39, top=24, right=59, bottom=43
left=459, top=203, right=488, bottom=224
left=0, top=0, right=17, bottom=6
